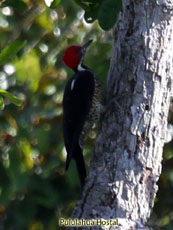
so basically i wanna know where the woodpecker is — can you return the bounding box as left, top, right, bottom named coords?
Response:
left=62, top=40, right=102, bottom=187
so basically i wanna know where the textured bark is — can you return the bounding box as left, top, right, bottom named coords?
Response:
left=72, top=0, right=173, bottom=229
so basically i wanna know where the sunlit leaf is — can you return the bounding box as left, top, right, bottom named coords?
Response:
left=36, top=11, right=53, bottom=30
left=19, top=139, right=34, bottom=170
left=14, top=50, right=42, bottom=91
left=0, top=89, right=23, bottom=106
left=0, top=96, right=4, bottom=110
left=50, top=0, right=61, bottom=9
left=0, top=40, right=26, bottom=65
left=161, top=216, right=170, bottom=226
left=29, top=221, right=44, bottom=230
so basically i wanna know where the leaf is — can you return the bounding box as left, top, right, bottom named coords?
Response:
left=50, top=0, right=61, bottom=9
left=14, top=50, right=42, bottom=92
left=84, top=7, right=99, bottom=23
left=0, top=96, right=4, bottom=110
left=98, top=0, right=122, bottom=30
left=36, top=11, right=52, bottom=30
left=0, top=40, right=26, bottom=65
left=74, top=0, right=99, bottom=11
left=1, top=0, right=28, bottom=9
left=73, top=0, right=90, bottom=11
left=0, top=89, right=23, bottom=107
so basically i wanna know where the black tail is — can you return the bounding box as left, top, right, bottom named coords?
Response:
left=73, top=145, right=87, bottom=187
left=65, top=144, right=87, bottom=187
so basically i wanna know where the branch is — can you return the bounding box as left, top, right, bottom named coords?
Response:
left=71, top=0, right=173, bottom=229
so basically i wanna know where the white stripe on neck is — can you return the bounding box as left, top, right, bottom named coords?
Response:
left=77, top=63, right=86, bottom=71
left=71, top=79, right=76, bottom=91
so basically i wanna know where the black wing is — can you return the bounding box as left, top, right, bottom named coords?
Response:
left=63, top=69, right=95, bottom=169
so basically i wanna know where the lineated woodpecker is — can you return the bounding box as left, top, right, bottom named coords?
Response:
left=62, top=40, right=102, bottom=187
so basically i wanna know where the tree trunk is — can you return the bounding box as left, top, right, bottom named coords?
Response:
left=72, top=0, right=173, bottom=229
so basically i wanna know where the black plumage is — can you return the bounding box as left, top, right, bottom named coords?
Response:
left=62, top=40, right=103, bottom=187
left=63, top=69, right=95, bottom=186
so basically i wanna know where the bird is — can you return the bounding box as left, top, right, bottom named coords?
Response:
left=62, top=40, right=102, bottom=187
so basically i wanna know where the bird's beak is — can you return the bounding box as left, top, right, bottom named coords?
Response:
left=82, top=39, right=93, bottom=49
left=79, top=40, right=93, bottom=62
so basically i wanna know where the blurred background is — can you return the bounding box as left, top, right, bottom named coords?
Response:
left=0, top=0, right=172, bottom=229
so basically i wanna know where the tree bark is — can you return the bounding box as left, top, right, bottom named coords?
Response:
left=72, top=0, right=173, bottom=229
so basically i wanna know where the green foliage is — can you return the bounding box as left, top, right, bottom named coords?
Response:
left=0, top=89, right=22, bottom=111
left=0, top=89, right=22, bottom=107
left=74, top=0, right=122, bottom=30
left=0, top=95, right=4, bottom=109
left=1, top=0, right=28, bottom=9
left=50, top=0, right=61, bottom=9
left=98, top=0, right=122, bottom=30
left=0, top=41, right=26, bottom=65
